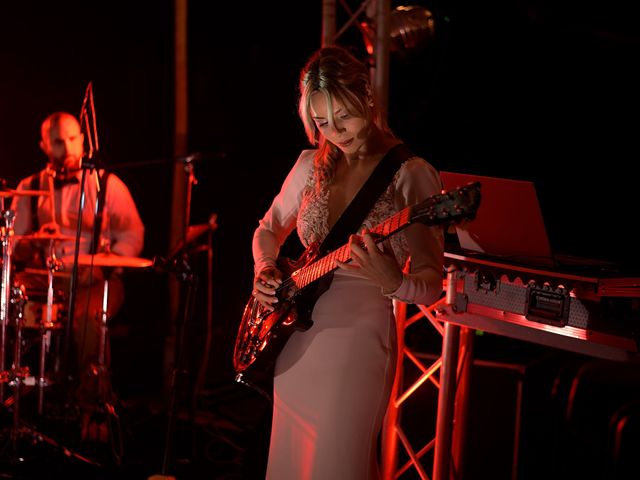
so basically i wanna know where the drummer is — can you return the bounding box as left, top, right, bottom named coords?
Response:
left=10, top=111, right=144, bottom=405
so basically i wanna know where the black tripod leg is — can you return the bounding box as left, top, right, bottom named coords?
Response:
left=160, top=273, right=198, bottom=476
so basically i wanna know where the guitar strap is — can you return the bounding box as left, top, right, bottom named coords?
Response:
left=297, top=143, right=415, bottom=321
left=318, top=142, right=414, bottom=254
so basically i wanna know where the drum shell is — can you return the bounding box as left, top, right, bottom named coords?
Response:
left=21, top=292, right=66, bottom=329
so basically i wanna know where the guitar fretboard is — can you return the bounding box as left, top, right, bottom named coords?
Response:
left=289, top=206, right=412, bottom=292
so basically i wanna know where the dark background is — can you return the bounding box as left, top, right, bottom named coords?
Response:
left=1, top=0, right=639, bottom=435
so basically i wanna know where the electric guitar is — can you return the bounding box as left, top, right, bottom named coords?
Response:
left=233, top=182, right=482, bottom=387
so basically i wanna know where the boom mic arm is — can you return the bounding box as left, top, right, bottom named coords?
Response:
left=79, top=81, right=99, bottom=163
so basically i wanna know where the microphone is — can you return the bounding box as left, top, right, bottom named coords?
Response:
left=174, top=151, right=227, bottom=163
left=153, top=214, right=218, bottom=274
left=175, top=152, right=200, bottom=163
left=81, top=150, right=106, bottom=171
left=79, top=82, right=92, bottom=124
left=152, top=250, right=195, bottom=277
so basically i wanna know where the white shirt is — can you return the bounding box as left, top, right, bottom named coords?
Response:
left=11, top=168, right=144, bottom=259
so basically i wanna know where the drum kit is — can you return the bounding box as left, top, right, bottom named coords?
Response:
left=1, top=187, right=152, bottom=462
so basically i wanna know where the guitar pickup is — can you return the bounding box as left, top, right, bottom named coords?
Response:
left=525, top=283, right=570, bottom=327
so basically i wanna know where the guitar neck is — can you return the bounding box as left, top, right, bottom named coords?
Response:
left=289, top=206, right=412, bottom=292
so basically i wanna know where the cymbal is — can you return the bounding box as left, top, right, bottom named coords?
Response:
left=62, top=252, right=153, bottom=268
left=15, top=233, right=78, bottom=243
left=15, top=233, right=78, bottom=242
left=0, top=189, right=50, bottom=197
left=20, top=267, right=71, bottom=278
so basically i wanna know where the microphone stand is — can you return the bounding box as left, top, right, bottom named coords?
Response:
left=152, top=155, right=200, bottom=479
left=160, top=253, right=198, bottom=478
left=62, top=157, right=100, bottom=415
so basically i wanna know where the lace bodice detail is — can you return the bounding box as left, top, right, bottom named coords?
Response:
left=253, top=148, right=443, bottom=305
left=296, top=164, right=410, bottom=267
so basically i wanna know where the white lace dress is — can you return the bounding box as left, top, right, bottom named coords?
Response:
left=253, top=149, right=444, bottom=480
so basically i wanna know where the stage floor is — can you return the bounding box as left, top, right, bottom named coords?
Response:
left=0, top=379, right=272, bottom=480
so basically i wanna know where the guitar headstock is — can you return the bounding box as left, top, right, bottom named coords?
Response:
left=411, top=181, right=482, bottom=227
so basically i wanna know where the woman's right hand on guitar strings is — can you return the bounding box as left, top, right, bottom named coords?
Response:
left=253, top=267, right=283, bottom=311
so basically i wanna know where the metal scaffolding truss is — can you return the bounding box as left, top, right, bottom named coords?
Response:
left=382, top=298, right=446, bottom=479
left=321, top=0, right=391, bottom=118
left=381, top=270, right=472, bottom=480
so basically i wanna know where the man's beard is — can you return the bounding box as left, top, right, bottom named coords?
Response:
left=52, top=156, right=81, bottom=175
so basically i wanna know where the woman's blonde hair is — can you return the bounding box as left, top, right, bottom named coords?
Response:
left=298, top=46, right=392, bottom=188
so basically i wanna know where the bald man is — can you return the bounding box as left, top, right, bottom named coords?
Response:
left=11, top=112, right=144, bottom=413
